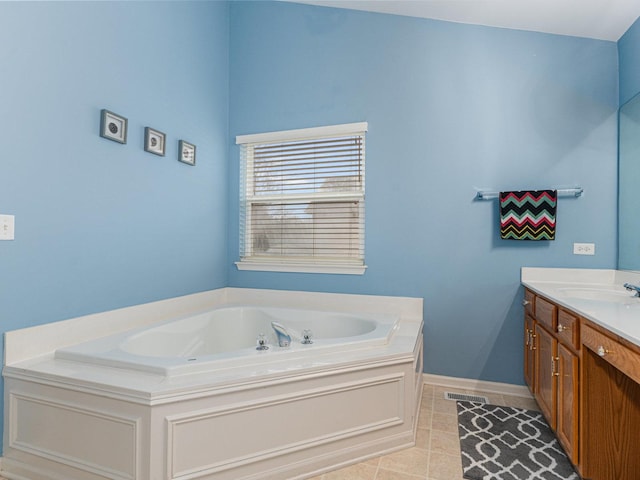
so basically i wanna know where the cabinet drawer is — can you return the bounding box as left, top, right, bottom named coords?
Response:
left=582, top=324, right=640, bottom=385
left=557, top=309, right=580, bottom=350
left=524, top=289, right=535, bottom=316
left=535, top=296, right=556, bottom=331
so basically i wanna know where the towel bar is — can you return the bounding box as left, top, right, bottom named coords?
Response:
left=475, top=187, right=583, bottom=201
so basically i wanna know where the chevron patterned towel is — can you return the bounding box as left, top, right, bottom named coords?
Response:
left=499, top=190, right=557, bottom=240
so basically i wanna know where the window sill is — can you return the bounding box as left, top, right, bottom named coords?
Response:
left=235, top=261, right=367, bottom=275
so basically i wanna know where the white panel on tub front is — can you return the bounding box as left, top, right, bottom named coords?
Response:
left=166, top=374, right=404, bottom=478
left=10, top=393, right=139, bottom=480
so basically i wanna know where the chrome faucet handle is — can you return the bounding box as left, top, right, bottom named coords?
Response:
left=301, top=329, right=313, bottom=345
left=623, top=283, right=640, bottom=297
left=256, top=333, right=269, bottom=351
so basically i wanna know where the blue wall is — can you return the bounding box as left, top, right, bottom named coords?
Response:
left=0, top=1, right=229, bottom=452
left=228, top=2, right=619, bottom=385
left=619, top=16, right=640, bottom=105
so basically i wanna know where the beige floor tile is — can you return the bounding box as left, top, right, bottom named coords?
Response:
left=428, top=451, right=464, bottom=480
left=502, top=394, right=540, bottom=411
left=378, top=447, right=429, bottom=477
left=420, top=398, right=432, bottom=411
left=431, top=411, right=459, bottom=433
left=415, top=426, right=431, bottom=449
left=364, top=456, right=381, bottom=467
left=375, top=468, right=425, bottom=480
left=432, top=397, right=458, bottom=415
left=420, top=395, right=433, bottom=407
left=324, top=462, right=377, bottom=480
left=418, top=406, right=432, bottom=429
left=429, top=429, right=461, bottom=456
left=422, top=383, right=435, bottom=395
left=484, top=393, right=506, bottom=406
left=420, top=393, right=434, bottom=409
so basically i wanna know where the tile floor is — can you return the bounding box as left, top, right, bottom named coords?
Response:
left=309, top=382, right=540, bottom=480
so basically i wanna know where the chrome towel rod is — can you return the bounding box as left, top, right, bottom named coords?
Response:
left=475, top=187, right=583, bottom=201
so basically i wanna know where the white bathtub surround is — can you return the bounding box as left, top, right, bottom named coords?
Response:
left=2, top=288, right=423, bottom=480
left=521, top=267, right=640, bottom=347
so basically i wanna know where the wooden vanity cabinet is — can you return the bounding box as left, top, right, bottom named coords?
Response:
left=535, top=324, right=557, bottom=429
left=556, top=341, right=579, bottom=462
left=581, top=320, right=640, bottom=480
left=523, top=289, right=580, bottom=467
left=524, top=313, right=536, bottom=391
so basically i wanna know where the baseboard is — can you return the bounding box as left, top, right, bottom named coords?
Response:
left=423, top=373, right=532, bottom=398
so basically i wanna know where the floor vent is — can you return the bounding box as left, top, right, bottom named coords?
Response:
left=444, top=392, right=489, bottom=404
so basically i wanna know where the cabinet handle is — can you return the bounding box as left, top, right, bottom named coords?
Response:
left=522, top=300, right=531, bottom=306
left=597, top=345, right=611, bottom=357
left=552, top=356, right=560, bottom=376
left=557, top=324, right=568, bottom=333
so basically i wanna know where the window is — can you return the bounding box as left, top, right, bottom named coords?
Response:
left=236, top=122, right=367, bottom=274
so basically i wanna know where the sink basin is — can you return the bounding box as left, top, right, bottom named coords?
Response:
left=557, top=287, right=640, bottom=304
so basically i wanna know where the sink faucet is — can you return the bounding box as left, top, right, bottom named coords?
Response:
left=271, top=321, right=291, bottom=347
left=623, top=283, right=640, bottom=297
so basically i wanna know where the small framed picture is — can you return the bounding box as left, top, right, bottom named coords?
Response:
left=178, top=140, right=196, bottom=166
left=144, top=127, right=166, bottom=156
left=100, top=109, right=127, bottom=144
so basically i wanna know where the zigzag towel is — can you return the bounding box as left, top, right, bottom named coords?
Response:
left=500, top=190, right=557, bottom=240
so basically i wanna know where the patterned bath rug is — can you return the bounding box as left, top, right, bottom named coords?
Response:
left=456, top=401, right=580, bottom=480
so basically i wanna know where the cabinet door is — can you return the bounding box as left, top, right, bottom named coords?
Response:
left=524, top=314, right=536, bottom=392
left=524, top=289, right=535, bottom=317
left=556, top=343, right=579, bottom=465
left=535, top=325, right=557, bottom=430
left=557, top=309, right=580, bottom=350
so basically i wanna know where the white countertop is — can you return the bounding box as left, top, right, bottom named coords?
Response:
left=521, top=268, right=640, bottom=347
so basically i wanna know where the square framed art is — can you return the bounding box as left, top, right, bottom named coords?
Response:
left=178, top=140, right=196, bottom=166
left=100, top=109, right=128, bottom=144
left=144, top=127, right=166, bottom=156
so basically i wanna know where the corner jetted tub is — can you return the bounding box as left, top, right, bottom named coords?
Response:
left=3, top=290, right=423, bottom=480
left=54, top=306, right=399, bottom=376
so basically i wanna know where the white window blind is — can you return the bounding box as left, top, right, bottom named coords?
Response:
left=236, top=122, right=367, bottom=274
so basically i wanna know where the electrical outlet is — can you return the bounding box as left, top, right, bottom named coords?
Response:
left=573, top=242, right=595, bottom=255
left=0, top=214, right=15, bottom=240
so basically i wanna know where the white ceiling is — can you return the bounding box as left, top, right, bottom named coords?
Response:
left=284, top=0, right=640, bottom=41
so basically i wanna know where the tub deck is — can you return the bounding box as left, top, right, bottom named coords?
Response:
left=2, top=288, right=423, bottom=480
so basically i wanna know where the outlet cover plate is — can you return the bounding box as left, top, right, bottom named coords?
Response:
left=0, top=214, right=15, bottom=240
left=573, top=242, right=595, bottom=255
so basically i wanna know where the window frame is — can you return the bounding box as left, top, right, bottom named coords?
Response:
left=235, top=122, right=368, bottom=275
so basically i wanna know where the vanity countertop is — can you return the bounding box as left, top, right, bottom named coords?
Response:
left=522, top=268, right=640, bottom=348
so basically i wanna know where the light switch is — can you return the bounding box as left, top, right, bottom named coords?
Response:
left=0, top=214, right=15, bottom=240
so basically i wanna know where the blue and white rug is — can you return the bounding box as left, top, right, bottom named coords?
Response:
left=456, top=401, right=580, bottom=480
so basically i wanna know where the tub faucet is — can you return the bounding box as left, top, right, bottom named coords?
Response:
left=624, top=283, right=640, bottom=297
left=271, top=321, right=291, bottom=347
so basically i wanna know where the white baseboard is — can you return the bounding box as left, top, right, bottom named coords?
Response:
left=423, top=373, right=532, bottom=398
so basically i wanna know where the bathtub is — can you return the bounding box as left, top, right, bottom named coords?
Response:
left=54, top=306, right=399, bottom=376
left=3, top=288, right=423, bottom=480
